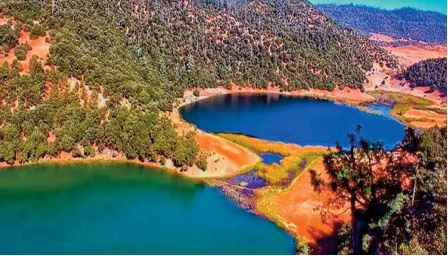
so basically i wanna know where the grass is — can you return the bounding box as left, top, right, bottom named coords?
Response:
left=217, top=133, right=327, bottom=186
left=218, top=133, right=299, bottom=156
left=369, top=90, right=446, bottom=128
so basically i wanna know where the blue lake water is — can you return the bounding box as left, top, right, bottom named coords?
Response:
left=181, top=94, right=405, bottom=148
left=260, top=153, right=283, bottom=165
left=0, top=163, right=295, bottom=254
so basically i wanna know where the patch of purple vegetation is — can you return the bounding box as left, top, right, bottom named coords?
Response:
left=228, top=171, right=266, bottom=189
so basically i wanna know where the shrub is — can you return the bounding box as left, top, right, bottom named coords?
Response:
left=196, top=156, right=208, bottom=171
left=159, top=156, right=166, bottom=165
left=193, top=89, right=200, bottom=97
left=72, top=148, right=82, bottom=158
left=0, top=24, right=19, bottom=50
left=30, top=24, right=44, bottom=39
left=84, top=145, right=95, bottom=157
left=15, top=43, right=31, bottom=61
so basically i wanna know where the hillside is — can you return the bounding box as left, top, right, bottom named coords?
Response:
left=317, top=4, right=447, bottom=45
left=404, top=58, right=447, bottom=92
left=0, top=0, right=396, bottom=167
left=48, top=0, right=395, bottom=91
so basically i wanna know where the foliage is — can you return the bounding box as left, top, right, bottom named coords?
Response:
left=14, top=42, right=31, bottom=61
left=0, top=0, right=201, bottom=169
left=30, top=23, right=45, bottom=39
left=196, top=156, right=208, bottom=171
left=193, top=89, right=200, bottom=97
left=318, top=4, right=447, bottom=44
left=404, top=58, right=447, bottom=92
left=173, top=134, right=199, bottom=168
left=83, top=145, right=95, bottom=157
left=32, top=0, right=396, bottom=93
left=382, top=128, right=447, bottom=255
left=0, top=24, right=19, bottom=51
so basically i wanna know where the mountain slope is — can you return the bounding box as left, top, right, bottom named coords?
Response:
left=317, top=4, right=447, bottom=44
left=44, top=0, right=395, bottom=92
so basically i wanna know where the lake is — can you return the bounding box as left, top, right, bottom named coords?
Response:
left=0, top=163, right=295, bottom=254
left=181, top=94, right=405, bottom=148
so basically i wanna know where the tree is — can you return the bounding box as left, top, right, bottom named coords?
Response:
left=314, top=126, right=414, bottom=254
left=196, top=155, right=207, bottom=171
left=314, top=127, right=447, bottom=254
left=383, top=127, right=447, bottom=254
left=172, top=134, right=199, bottom=168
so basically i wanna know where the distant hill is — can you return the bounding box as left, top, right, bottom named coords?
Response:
left=403, top=58, right=447, bottom=92
left=317, top=4, right=447, bottom=44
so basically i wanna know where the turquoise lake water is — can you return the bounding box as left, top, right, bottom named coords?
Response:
left=310, top=0, right=447, bottom=14
left=181, top=94, right=405, bottom=148
left=0, top=163, right=295, bottom=254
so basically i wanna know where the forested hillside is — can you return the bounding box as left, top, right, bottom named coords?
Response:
left=48, top=0, right=395, bottom=92
left=0, top=0, right=395, bottom=166
left=404, top=58, right=447, bottom=92
left=317, top=4, right=447, bottom=44
left=0, top=1, right=198, bottom=167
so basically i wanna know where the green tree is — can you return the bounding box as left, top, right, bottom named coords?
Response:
left=315, top=126, right=413, bottom=254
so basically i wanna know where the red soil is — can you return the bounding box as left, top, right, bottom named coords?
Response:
left=386, top=44, right=447, bottom=67
left=272, top=158, right=350, bottom=253
left=369, top=33, right=396, bottom=43
left=0, top=29, right=50, bottom=73
left=184, top=132, right=259, bottom=178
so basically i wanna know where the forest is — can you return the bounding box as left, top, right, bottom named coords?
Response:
left=0, top=1, right=198, bottom=168
left=317, top=4, right=447, bottom=45
left=404, top=58, right=447, bottom=93
left=45, top=0, right=396, bottom=92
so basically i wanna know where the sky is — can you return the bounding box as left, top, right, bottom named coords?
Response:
left=309, top=0, right=447, bottom=14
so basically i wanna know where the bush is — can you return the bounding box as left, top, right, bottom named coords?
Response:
left=193, top=89, right=200, bottom=97
left=172, top=136, right=199, bottom=167
left=159, top=156, right=166, bottom=165
left=15, top=43, right=31, bottom=61
left=30, top=24, right=44, bottom=39
left=0, top=24, right=19, bottom=50
left=72, top=147, right=82, bottom=158
left=97, top=142, right=105, bottom=153
left=196, top=156, right=208, bottom=171
left=83, top=145, right=95, bottom=157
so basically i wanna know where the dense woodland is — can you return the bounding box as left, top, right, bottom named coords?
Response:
left=318, top=4, right=447, bottom=45
left=404, top=58, right=447, bottom=93
left=312, top=127, right=447, bottom=254
left=46, top=0, right=396, bottom=92
left=0, top=1, right=199, bottom=168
